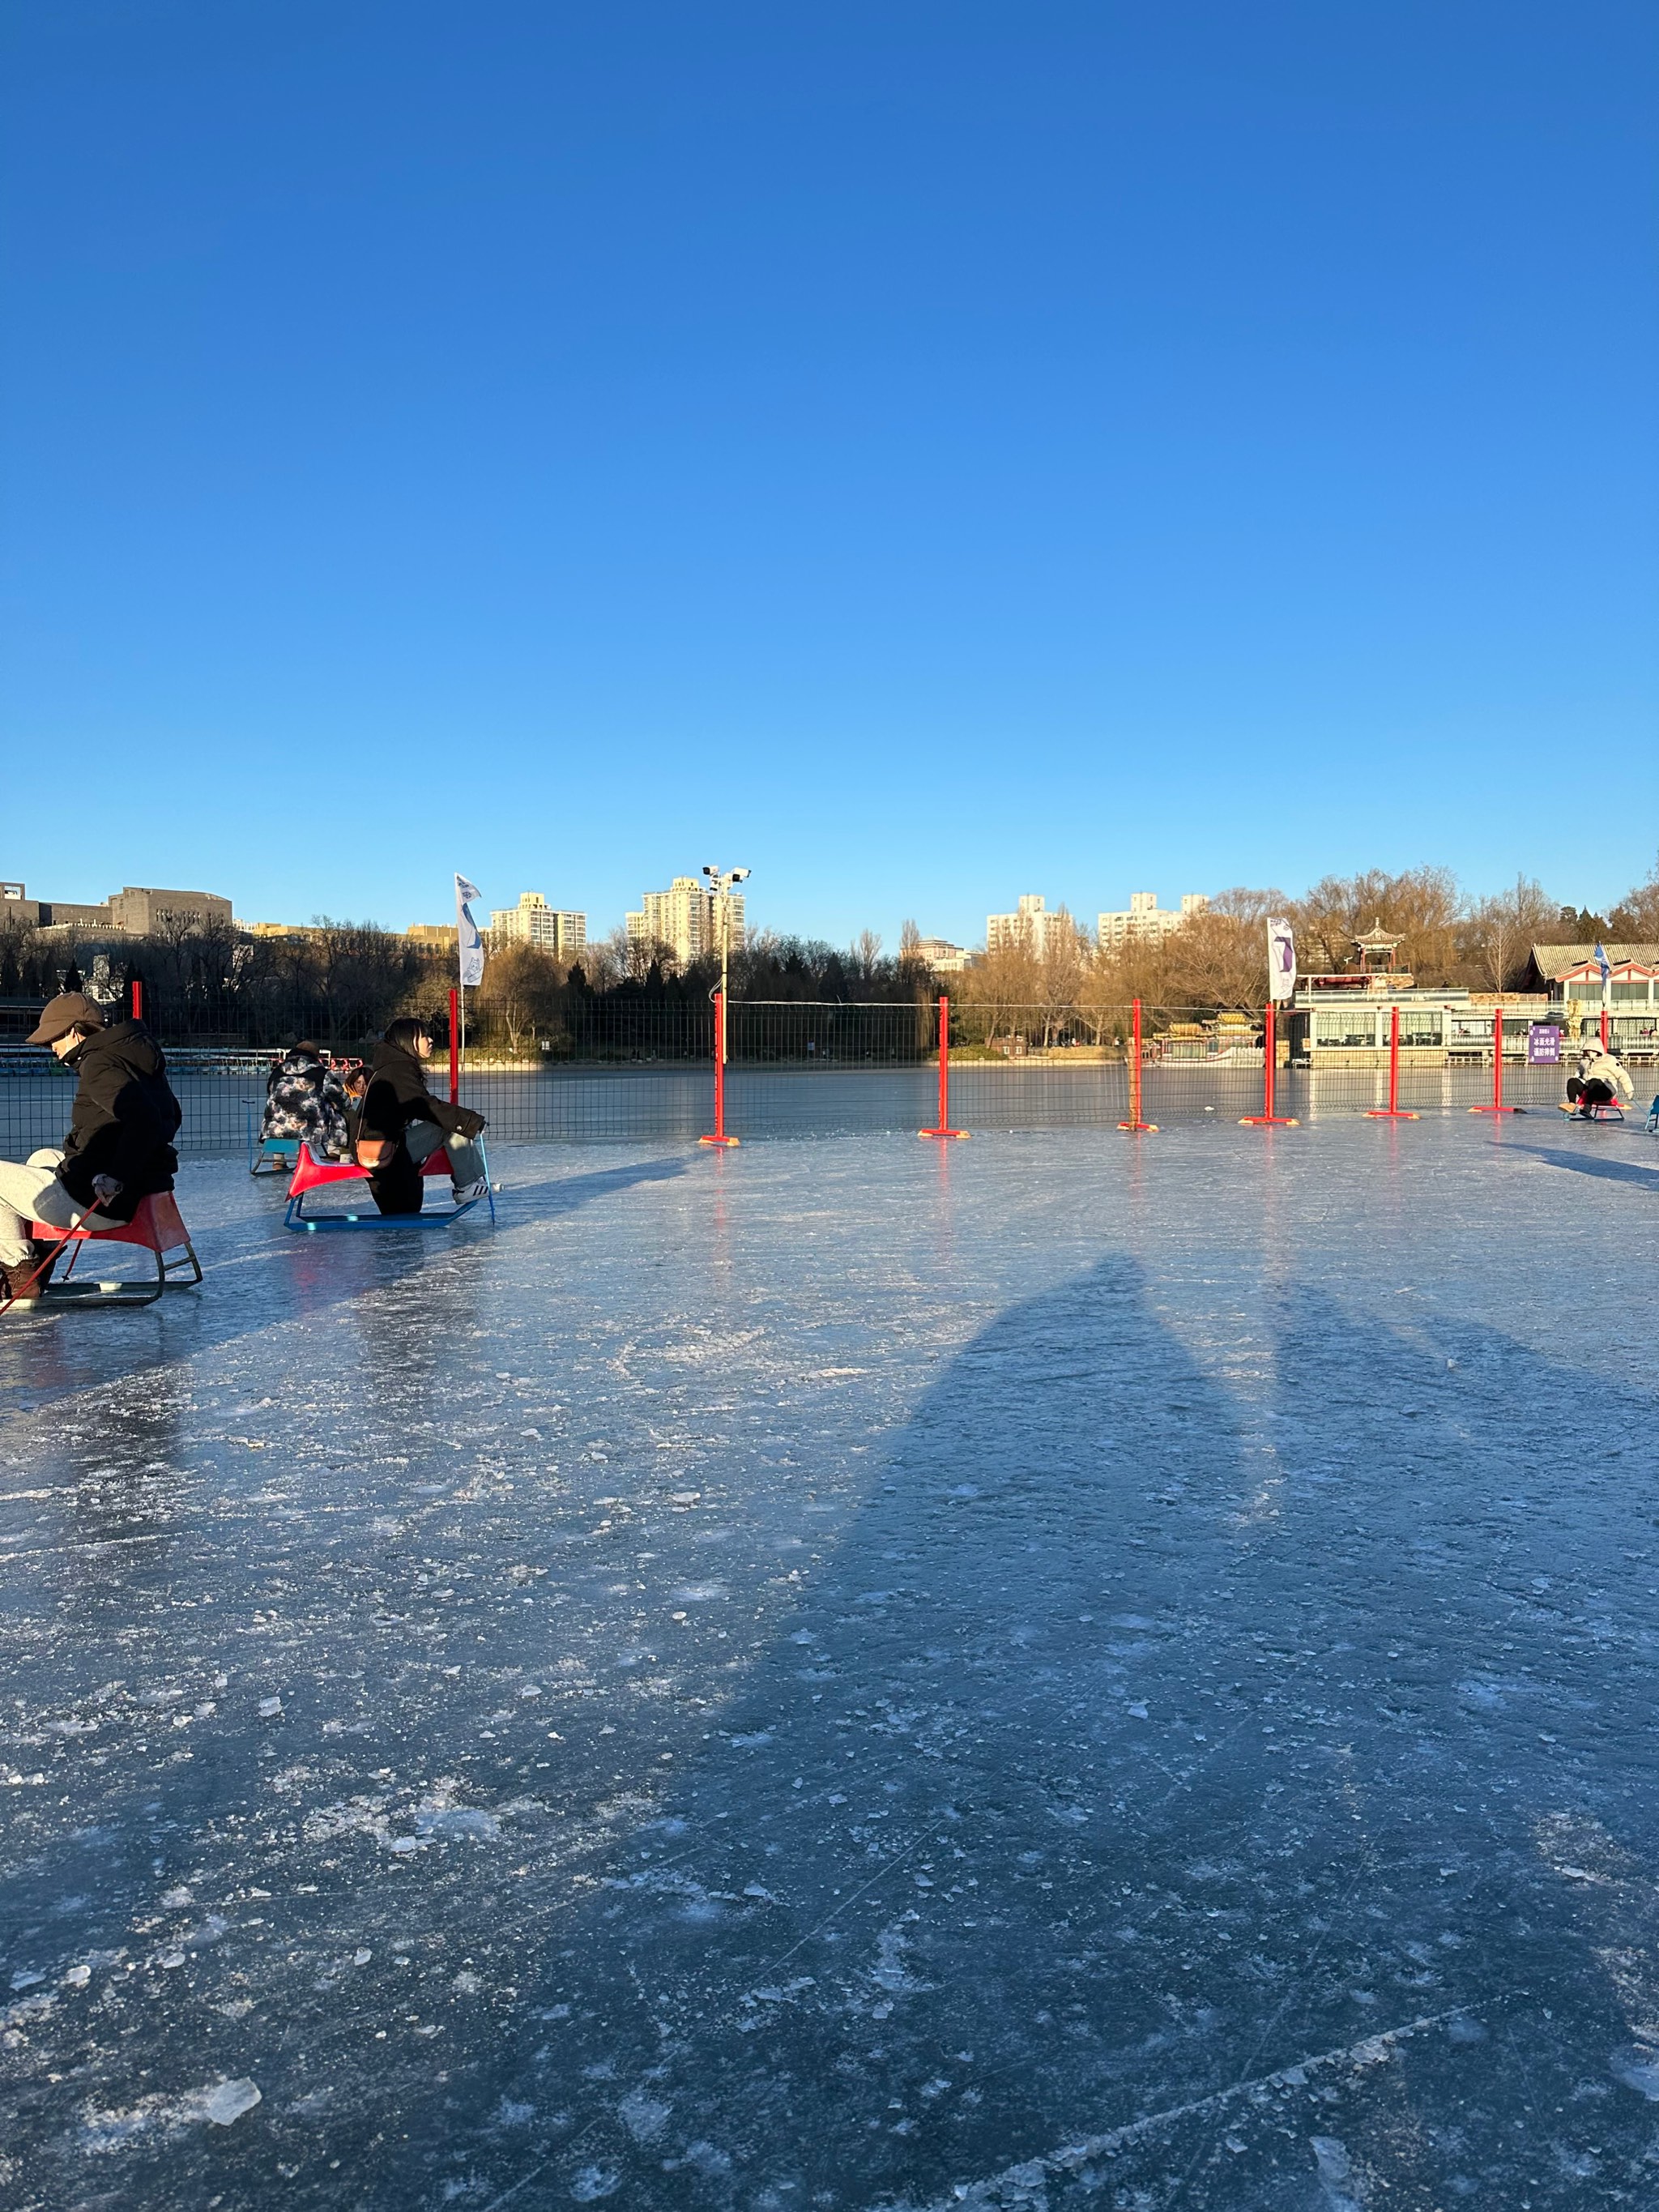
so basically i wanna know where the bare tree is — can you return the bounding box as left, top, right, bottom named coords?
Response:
left=478, top=943, right=564, bottom=1055
left=898, top=918, right=923, bottom=972
left=309, top=919, right=426, bottom=1044
left=629, top=931, right=680, bottom=983
left=1610, top=852, right=1659, bottom=941
left=1461, top=874, right=1557, bottom=991
left=1290, top=866, right=1461, bottom=984
left=1156, top=888, right=1290, bottom=1011
left=1036, top=907, right=1089, bottom=1045
left=1075, top=946, right=1128, bottom=1047
left=955, top=937, right=1043, bottom=1048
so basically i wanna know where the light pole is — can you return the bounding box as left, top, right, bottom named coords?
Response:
left=702, top=865, right=749, bottom=1061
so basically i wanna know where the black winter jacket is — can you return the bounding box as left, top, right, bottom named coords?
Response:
left=58, top=1021, right=182, bottom=1219
left=358, top=1043, right=485, bottom=1149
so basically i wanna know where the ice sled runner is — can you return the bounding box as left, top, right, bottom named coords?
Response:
left=284, top=1141, right=497, bottom=1231
left=1559, top=1100, right=1625, bottom=1123
left=22, top=1191, right=203, bottom=1309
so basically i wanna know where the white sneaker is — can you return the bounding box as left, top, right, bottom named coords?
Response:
left=452, top=1179, right=488, bottom=1203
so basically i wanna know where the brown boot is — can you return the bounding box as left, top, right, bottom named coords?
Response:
left=27, top=1240, right=61, bottom=1294
left=1, top=1258, right=45, bottom=1307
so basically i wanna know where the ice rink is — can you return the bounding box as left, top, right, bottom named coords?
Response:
left=3, top=1117, right=1657, bottom=2210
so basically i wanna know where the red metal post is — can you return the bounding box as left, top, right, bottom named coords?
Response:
left=1263, top=1002, right=1274, bottom=1121
left=1366, top=1001, right=1418, bottom=1119
left=1240, top=1001, right=1298, bottom=1126
left=1601, top=1004, right=1610, bottom=1053
left=1469, top=1000, right=1522, bottom=1113
left=449, top=985, right=460, bottom=1105
left=1118, top=998, right=1158, bottom=1132
left=919, top=994, right=968, bottom=1139
left=701, top=993, right=740, bottom=1147
left=130, top=979, right=143, bottom=1022
left=1390, top=1003, right=1400, bottom=1115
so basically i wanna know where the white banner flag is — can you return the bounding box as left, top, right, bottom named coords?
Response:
left=455, top=873, right=485, bottom=989
left=1267, top=916, right=1296, bottom=1002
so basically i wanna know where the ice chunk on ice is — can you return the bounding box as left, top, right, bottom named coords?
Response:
left=416, top=1804, right=501, bottom=1841
left=1611, top=2045, right=1659, bottom=2099
left=618, top=2087, right=672, bottom=2142
left=1311, top=2136, right=1350, bottom=2180
left=569, top=2166, right=621, bottom=2200
left=203, top=2077, right=262, bottom=2125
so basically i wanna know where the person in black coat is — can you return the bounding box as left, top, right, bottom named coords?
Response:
left=0, top=992, right=182, bottom=1302
left=356, top=1017, right=488, bottom=1216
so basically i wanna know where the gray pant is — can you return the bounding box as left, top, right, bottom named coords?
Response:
left=404, top=1120, right=484, bottom=1193
left=0, top=1148, right=89, bottom=1270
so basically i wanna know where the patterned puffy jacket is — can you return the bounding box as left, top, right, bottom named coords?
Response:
left=261, top=1048, right=350, bottom=1157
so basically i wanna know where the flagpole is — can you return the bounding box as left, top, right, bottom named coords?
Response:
left=454, top=873, right=484, bottom=1095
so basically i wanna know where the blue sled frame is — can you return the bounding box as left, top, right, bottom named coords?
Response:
left=246, top=1103, right=301, bottom=1178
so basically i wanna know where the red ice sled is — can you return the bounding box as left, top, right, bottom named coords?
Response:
left=284, top=1142, right=496, bottom=1231
left=20, top=1190, right=203, bottom=1308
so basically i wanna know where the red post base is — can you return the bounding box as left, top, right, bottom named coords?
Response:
left=1468, top=1104, right=1522, bottom=1115
left=698, top=1134, right=740, bottom=1148
left=1117, top=1119, right=1158, bottom=1133
left=919, top=1128, right=969, bottom=1141
left=1365, top=1108, right=1420, bottom=1120
left=1239, top=1115, right=1299, bottom=1126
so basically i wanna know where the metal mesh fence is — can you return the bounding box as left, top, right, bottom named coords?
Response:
left=0, top=1001, right=1622, bottom=1157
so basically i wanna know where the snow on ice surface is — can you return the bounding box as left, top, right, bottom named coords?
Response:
left=1, top=1120, right=1657, bottom=2209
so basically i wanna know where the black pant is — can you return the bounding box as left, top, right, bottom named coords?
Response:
left=1567, top=1076, right=1614, bottom=1111
left=368, top=1144, right=424, bottom=1215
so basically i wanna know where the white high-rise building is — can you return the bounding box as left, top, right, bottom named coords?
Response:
left=489, top=891, right=586, bottom=957
left=626, top=878, right=746, bottom=967
left=1097, top=891, right=1207, bottom=952
left=986, top=895, right=1072, bottom=959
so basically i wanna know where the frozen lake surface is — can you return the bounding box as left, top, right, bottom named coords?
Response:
left=2, top=1117, right=1657, bottom=2210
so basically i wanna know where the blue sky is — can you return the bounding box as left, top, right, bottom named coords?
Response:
left=2, top=2, right=1655, bottom=947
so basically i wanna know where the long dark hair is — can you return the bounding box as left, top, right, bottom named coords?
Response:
left=383, top=1015, right=431, bottom=1053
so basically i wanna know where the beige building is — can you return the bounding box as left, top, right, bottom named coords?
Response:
left=627, top=877, right=746, bottom=967
left=488, top=892, right=586, bottom=957
left=986, top=895, right=1076, bottom=959
left=1097, top=891, right=1207, bottom=951
left=107, top=885, right=233, bottom=936
left=2, top=881, right=232, bottom=937
left=915, top=935, right=970, bottom=975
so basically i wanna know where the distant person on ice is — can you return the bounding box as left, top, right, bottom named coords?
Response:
left=260, top=1041, right=351, bottom=1159
left=1566, top=1044, right=1633, bottom=1117
left=356, top=1017, right=488, bottom=1215
left=0, top=991, right=182, bottom=1304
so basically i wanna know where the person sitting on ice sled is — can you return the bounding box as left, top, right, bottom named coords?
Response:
left=0, top=991, right=183, bottom=1305
left=354, top=1016, right=488, bottom=1215
left=260, top=1040, right=352, bottom=1159
left=1566, top=1044, right=1634, bottom=1117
